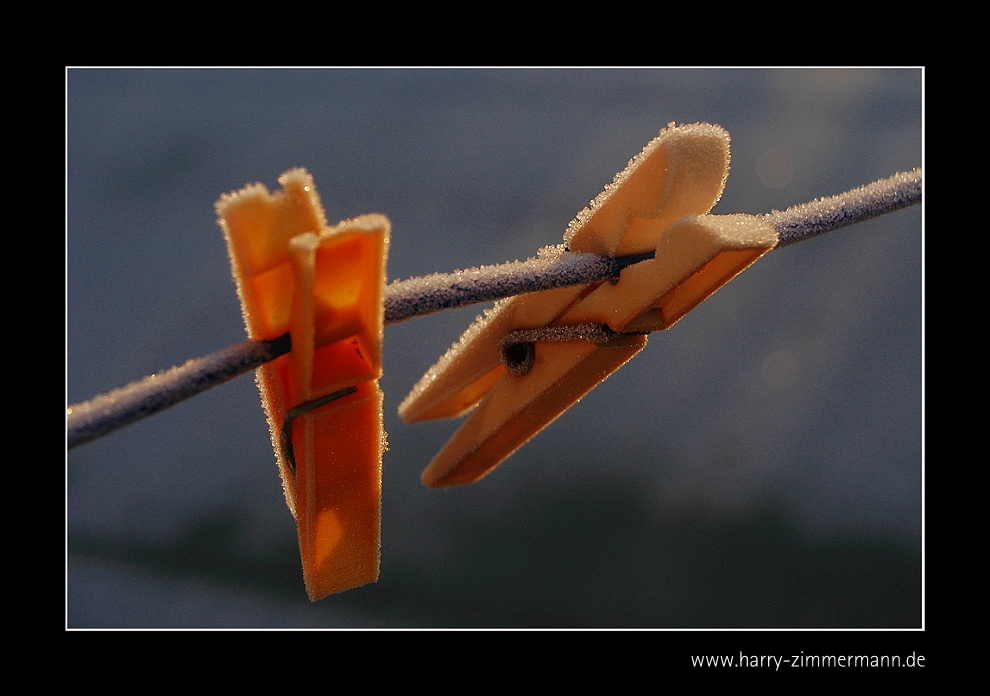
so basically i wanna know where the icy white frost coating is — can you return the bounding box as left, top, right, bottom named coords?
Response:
left=765, top=168, right=922, bottom=247
left=383, top=245, right=614, bottom=324
left=564, top=122, right=731, bottom=257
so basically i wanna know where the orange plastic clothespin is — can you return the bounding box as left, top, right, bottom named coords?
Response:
left=399, top=123, right=778, bottom=488
left=216, top=168, right=389, bottom=599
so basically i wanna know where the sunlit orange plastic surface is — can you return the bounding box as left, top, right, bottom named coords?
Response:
left=564, top=122, right=731, bottom=257
left=420, top=336, right=647, bottom=487
left=400, top=123, right=778, bottom=487
left=216, top=168, right=389, bottom=599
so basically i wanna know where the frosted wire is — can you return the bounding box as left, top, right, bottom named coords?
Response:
left=765, top=168, right=921, bottom=247
left=67, top=169, right=922, bottom=449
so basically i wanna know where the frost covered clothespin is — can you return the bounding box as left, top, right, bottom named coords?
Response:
left=399, top=123, right=778, bottom=487
left=216, top=169, right=389, bottom=599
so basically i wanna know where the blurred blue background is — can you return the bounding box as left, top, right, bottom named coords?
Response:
left=67, top=68, right=922, bottom=627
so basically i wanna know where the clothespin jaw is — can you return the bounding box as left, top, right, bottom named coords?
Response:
left=400, top=123, right=778, bottom=488
left=216, top=169, right=389, bottom=599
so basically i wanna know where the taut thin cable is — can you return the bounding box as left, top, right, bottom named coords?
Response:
left=66, top=168, right=921, bottom=450
left=765, top=168, right=922, bottom=247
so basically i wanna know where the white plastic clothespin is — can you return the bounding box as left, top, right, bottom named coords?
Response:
left=399, top=123, right=779, bottom=487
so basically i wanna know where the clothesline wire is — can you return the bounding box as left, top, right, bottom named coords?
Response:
left=66, top=168, right=922, bottom=450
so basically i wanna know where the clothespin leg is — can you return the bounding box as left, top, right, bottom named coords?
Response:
left=422, top=334, right=647, bottom=487
left=291, top=381, right=383, bottom=598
